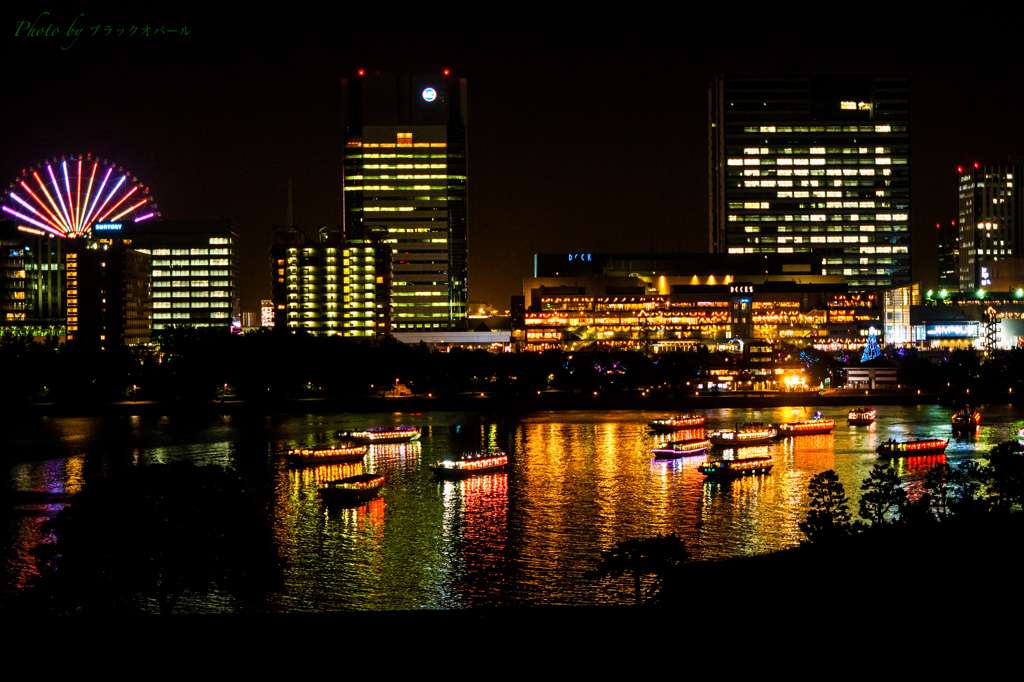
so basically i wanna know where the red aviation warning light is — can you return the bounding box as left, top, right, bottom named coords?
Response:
left=444, top=69, right=450, bottom=75
left=975, top=162, right=980, bottom=168
left=358, top=69, right=365, bottom=76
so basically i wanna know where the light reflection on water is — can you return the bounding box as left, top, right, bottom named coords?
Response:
left=1, top=405, right=1020, bottom=609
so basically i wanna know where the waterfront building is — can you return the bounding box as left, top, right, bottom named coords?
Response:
left=882, top=282, right=920, bottom=345
left=65, top=240, right=151, bottom=348
left=914, top=288, right=1024, bottom=351
left=520, top=276, right=878, bottom=353
left=116, top=219, right=239, bottom=331
left=270, top=225, right=391, bottom=337
left=342, top=71, right=469, bottom=333
left=709, top=74, right=911, bottom=291
left=0, top=220, right=68, bottom=337
left=957, top=159, right=1023, bottom=291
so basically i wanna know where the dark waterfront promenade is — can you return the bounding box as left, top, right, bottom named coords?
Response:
left=6, top=388, right=1017, bottom=418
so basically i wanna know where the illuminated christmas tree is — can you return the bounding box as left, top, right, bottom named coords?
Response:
left=861, top=328, right=881, bottom=362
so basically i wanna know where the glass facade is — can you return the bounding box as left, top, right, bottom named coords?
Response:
left=342, top=73, right=468, bottom=332
left=710, top=75, right=911, bottom=291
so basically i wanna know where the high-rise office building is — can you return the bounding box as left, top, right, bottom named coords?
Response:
left=937, top=219, right=959, bottom=292
left=117, top=219, right=240, bottom=331
left=956, top=159, right=1022, bottom=291
left=342, top=71, right=468, bottom=332
left=710, top=74, right=911, bottom=291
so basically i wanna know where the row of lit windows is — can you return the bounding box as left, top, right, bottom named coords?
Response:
left=742, top=146, right=894, bottom=155
left=742, top=125, right=906, bottom=133
left=151, top=247, right=231, bottom=256
left=153, top=301, right=231, bottom=309
left=730, top=214, right=908, bottom=222
left=728, top=158, right=905, bottom=167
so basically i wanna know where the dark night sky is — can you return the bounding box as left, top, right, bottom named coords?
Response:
left=4, top=5, right=1024, bottom=313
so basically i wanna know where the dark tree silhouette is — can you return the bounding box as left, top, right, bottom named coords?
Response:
left=590, top=534, right=691, bottom=605
left=799, top=470, right=854, bottom=543
left=859, top=463, right=908, bottom=527
left=32, top=463, right=280, bottom=615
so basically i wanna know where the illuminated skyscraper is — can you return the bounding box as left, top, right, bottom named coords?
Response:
left=956, top=159, right=1023, bottom=291
left=710, top=75, right=911, bottom=291
left=342, top=71, right=468, bottom=332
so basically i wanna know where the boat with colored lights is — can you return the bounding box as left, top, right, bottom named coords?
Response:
left=698, top=455, right=774, bottom=479
left=875, top=438, right=948, bottom=456
left=707, top=423, right=777, bottom=446
left=847, top=406, right=876, bottom=425
left=319, top=473, right=385, bottom=506
left=430, top=451, right=508, bottom=479
left=286, top=444, right=368, bottom=465
left=648, top=414, right=705, bottom=432
left=951, top=407, right=981, bottom=431
left=775, top=412, right=835, bottom=437
left=342, top=425, right=421, bottom=444
left=650, top=438, right=712, bottom=460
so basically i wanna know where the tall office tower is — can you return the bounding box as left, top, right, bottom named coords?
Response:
left=117, top=219, right=240, bottom=331
left=342, top=71, right=468, bottom=332
left=956, top=160, right=1023, bottom=291
left=937, top=220, right=959, bottom=292
left=65, top=241, right=151, bottom=348
left=710, top=75, right=911, bottom=291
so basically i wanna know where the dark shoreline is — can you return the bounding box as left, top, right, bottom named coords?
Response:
left=4, top=389, right=1016, bottom=418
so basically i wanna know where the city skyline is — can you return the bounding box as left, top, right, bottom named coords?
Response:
left=3, top=8, right=1024, bottom=314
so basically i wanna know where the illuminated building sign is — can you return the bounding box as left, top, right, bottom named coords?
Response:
left=94, top=222, right=122, bottom=231
left=567, top=253, right=592, bottom=262
left=422, top=87, right=437, bottom=102
left=730, top=285, right=754, bottom=293
left=981, top=267, right=991, bottom=286
left=925, top=324, right=979, bottom=338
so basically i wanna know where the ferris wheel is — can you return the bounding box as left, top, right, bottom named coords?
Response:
left=2, top=153, right=159, bottom=238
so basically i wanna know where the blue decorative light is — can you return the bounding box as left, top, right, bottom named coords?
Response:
left=422, top=87, right=437, bottom=102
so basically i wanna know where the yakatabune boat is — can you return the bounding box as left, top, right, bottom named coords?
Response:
left=775, top=412, right=835, bottom=437
left=648, top=414, right=705, bottom=432
left=286, top=444, right=368, bottom=465
left=847, top=406, right=876, bottom=425
left=318, top=473, right=385, bottom=506
left=650, top=438, right=712, bottom=460
left=698, top=455, right=774, bottom=479
left=951, top=407, right=981, bottom=431
left=875, top=438, right=948, bottom=456
left=707, top=423, right=777, bottom=446
left=342, top=425, right=421, bottom=444
left=430, top=452, right=508, bottom=480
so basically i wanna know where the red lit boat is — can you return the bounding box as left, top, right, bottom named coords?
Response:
left=319, top=473, right=385, bottom=506
left=848, top=406, right=876, bottom=425
left=648, top=414, right=705, bottom=433
left=776, top=412, right=835, bottom=437
left=951, top=407, right=980, bottom=432
left=708, top=423, right=776, bottom=446
left=286, top=444, right=368, bottom=465
left=876, top=438, right=948, bottom=456
left=698, top=455, right=774, bottom=479
left=650, top=438, right=712, bottom=460
left=430, top=451, right=508, bottom=480
left=342, top=425, right=421, bottom=444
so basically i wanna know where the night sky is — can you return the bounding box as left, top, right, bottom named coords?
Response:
left=4, top=6, right=1023, bottom=314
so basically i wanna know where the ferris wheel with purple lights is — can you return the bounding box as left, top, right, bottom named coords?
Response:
left=2, top=153, right=159, bottom=237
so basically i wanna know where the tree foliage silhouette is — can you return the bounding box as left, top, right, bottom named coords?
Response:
left=859, top=463, right=908, bottom=527
left=590, top=534, right=691, bottom=605
left=32, top=463, right=280, bottom=615
left=799, top=470, right=854, bottom=543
